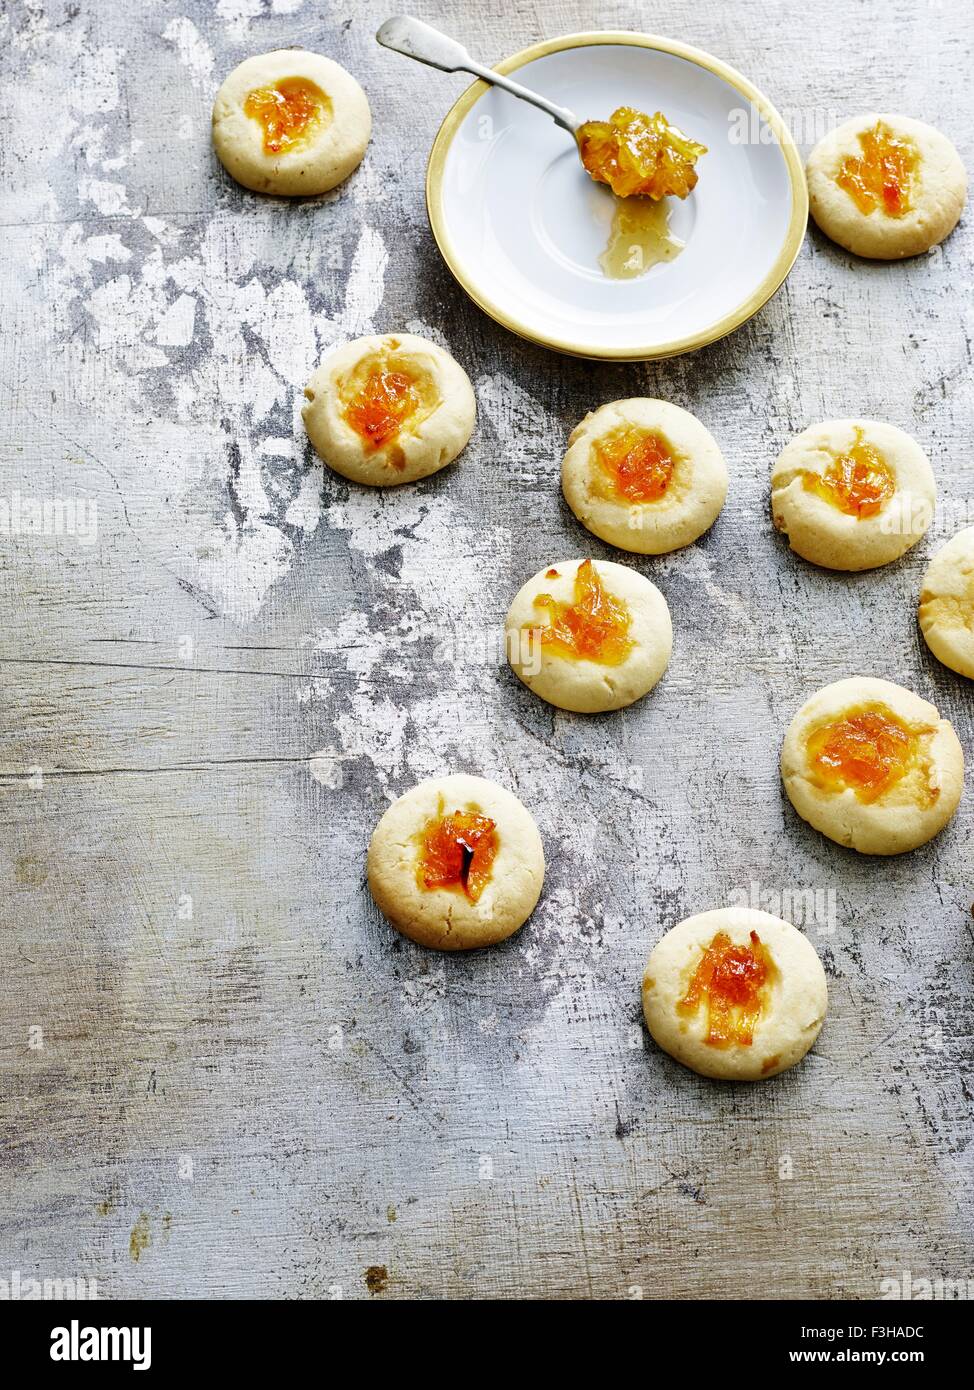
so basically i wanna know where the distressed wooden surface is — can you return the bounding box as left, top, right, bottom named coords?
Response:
left=1, top=0, right=972, bottom=1300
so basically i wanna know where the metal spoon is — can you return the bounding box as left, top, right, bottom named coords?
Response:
left=376, top=14, right=580, bottom=136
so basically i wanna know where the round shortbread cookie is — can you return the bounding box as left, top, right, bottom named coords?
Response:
left=367, top=774, right=544, bottom=950
left=781, top=677, right=963, bottom=855
left=771, top=419, right=935, bottom=570
left=302, top=332, right=476, bottom=486
left=642, top=908, right=828, bottom=1081
left=807, top=113, right=966, bottom=259
left=561, top=398, right=728, bottom=555
left=212, top=49, right=371, bottom=196
left=919, top=526, right=974, bottom=679
left=505, top=558, right=672, bottom=713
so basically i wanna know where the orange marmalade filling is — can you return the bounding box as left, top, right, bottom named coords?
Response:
left=805, top=703, right=931, bottom=804
left=802, top=429, right=895, bottom=518
left=527, top=558, right=633, bottom=665
left=836, top=121, right=920, bottom=217
left=243, top=77, right=330, bottom=155
left=418, top=809, right=498, bottom=902
left=678, top=930, right=773, bottom=1047
left=577, top=107, right=707, bottom=200
left=594, top=426, right=676, bottom=503
left=344, top=369, right=420, bottom=455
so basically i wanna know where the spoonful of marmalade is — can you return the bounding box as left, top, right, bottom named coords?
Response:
left=576, top=106, right=707, bottom=200
left=377, top=16, right=707, bottom=201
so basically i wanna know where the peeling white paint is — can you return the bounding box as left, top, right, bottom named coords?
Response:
left=338, top=227, right=389, bottom=338
left=78, top=177, right=131, bottom=216
left=163, top=17, right=215, bottom=89
left=216, top=0, right=264, bottom=41
left=309, top=749, right=345, bottom=788
left=154, top=293, right=198, bottom=347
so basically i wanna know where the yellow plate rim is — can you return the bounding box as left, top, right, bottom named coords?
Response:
left=425, top=30, right=809, bottom=361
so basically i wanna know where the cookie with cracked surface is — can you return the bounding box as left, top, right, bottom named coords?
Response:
left=367, top=775, right=544, bottom=950
left=303, top=332, right=475, bottom=486
left=212, top=49, right=370, bottom=196
left=561, top=398, right=727, bottom=555
left=780, top=677, right=963, bottom=854
left=807, top=113, right=965, bottom=259
left=504, top=558, right=672, bottom=713
left=643, top=908, right=828, bottom=1080
left=771, top=419, right=934, bottom=571
left=918, top=526, right=974, bottom=679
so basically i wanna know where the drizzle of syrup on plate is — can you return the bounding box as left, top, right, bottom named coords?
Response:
left=600, top=196, right=685, bottom=279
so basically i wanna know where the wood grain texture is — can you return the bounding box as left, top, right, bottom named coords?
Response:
left=1, top=0, right=972, bottom=1300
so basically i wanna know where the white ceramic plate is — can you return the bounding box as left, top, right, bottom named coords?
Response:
left=426, top=32, right=808, bottom=360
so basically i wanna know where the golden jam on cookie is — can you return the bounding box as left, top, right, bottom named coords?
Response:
left=528, top=559, right=633, bottom=665
left=677, top=930, right=773, bottom=1047
left=593, top=426, right=676, bottom=503
left=243, top=76, right=330, bottom=155
left=802, top=428, right=895, bottom=518
left=418, top=809, right=498, bottom=903
left=835, top=121, right=919, bottom=217
left=344, top=368, right=422, bottom=454
left=805, top=704, right=932, bottom=804
left=577, top=107, right=707, bottom=200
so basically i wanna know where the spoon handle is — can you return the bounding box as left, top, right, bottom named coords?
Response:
left=376, top=15, right=580, bottom=135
